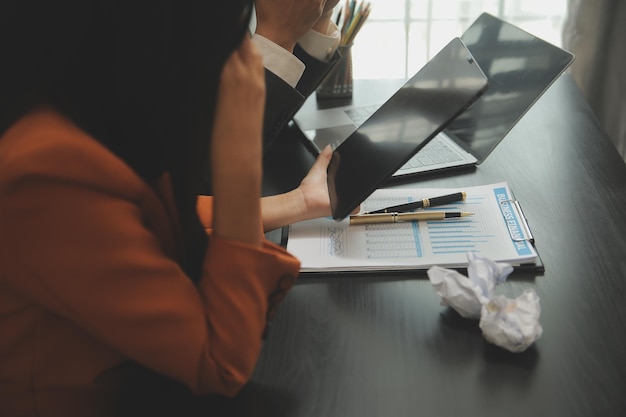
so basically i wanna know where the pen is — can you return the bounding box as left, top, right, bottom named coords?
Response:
left=350, top=211, right=474, bottom=225
left=365, top=191, right=466, bottom=214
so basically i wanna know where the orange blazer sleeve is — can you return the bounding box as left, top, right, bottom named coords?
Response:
left=0, top=109, right=300, bottom=408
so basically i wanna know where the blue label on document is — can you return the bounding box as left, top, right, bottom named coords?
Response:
left=493, top=187, right=534, bottom=256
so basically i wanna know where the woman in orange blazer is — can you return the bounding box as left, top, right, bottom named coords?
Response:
left=0, top=1, right=334, bottom=416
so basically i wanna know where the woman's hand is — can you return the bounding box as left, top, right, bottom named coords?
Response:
left=295, top=144, right=334, bottom=219
left=211, top=36, right=266, bottom=244
left=263, top=145, right=358, bottom=231
left=261, top=145, right=361, bottom=231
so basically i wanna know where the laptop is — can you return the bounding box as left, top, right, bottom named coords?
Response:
left=294, top=13, right=575, bottom=179
left=326, top=37, right=489, bottom=220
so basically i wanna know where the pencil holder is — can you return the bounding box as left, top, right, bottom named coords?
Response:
left=316, top=44, right=353, bottom=99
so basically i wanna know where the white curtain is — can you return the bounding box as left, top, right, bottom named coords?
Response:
left=563, top=0, right=626, bottom=162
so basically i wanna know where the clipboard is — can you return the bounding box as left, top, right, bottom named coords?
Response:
left=497, top=198, right=543, bottom=273
left=282, top=182, right=545, bottom=276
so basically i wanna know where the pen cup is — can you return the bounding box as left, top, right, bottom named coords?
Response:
left=316, top=44, right=353, bottom=99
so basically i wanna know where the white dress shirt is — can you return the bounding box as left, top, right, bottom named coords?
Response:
left=252, top=22, right=341, bottom=88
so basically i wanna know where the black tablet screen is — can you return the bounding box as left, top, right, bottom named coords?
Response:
left=328, top=37, right=489, bottom=220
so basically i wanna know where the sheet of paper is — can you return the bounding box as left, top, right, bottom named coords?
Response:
left=286, top=182, right=537, bottom=272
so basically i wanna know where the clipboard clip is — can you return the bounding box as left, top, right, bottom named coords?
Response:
left=498, top=199, right=535, bottom=245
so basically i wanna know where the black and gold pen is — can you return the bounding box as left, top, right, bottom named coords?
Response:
left=365, top=191, right=466, bottom=214
left=350, top=211, right=473, bottom=225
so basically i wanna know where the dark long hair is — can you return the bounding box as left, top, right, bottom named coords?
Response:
left=0, top=0, right=253, bottom=282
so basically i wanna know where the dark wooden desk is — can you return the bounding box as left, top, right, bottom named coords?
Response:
left=236, top=75, right=626, bottom=417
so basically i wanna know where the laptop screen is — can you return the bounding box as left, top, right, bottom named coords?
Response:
left=447, top=13, right=575, bottom=162
left=327, top=37, right=488, bottom=220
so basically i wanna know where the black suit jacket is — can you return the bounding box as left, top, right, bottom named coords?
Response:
left=262, top=44, right=339, bottom=152
left=201, top=44, right=339, bottom=194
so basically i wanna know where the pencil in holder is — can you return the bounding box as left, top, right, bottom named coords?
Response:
left=316, top=44, right=353, bottom=99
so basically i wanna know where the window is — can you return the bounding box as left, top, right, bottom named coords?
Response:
left=348, top=0, right=568, bottom=79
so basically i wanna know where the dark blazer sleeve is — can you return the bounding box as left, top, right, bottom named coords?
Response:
left=262, top=69, right=304, bottom=152
left=294, top=44, right=340, bottom=98
left=262, top=45, right=340, bottom=152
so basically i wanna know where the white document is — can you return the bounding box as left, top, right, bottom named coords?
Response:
left=286, top=182, right=538, bottom=273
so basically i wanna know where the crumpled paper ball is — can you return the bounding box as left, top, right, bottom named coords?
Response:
left=427, top=252, right=542, bottom=352
left=427, top=252, right=513, bottom=319
left=480, top=290, right=543, bottom=353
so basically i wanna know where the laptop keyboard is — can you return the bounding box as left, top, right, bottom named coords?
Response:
left=397, top=135, right=465, bottom=171
left=344, top=105, right=467, bottom=172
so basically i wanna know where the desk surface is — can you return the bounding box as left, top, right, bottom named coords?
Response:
left=234, top=75, right=626, bottom=417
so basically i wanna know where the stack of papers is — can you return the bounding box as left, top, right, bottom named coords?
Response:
left=286, top=182, right=540, bottom=273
